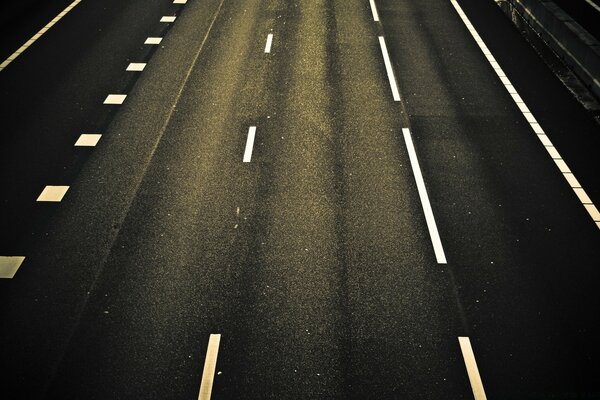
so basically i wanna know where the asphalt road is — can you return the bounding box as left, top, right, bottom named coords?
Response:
left=0, top=0, right=599, bottom=399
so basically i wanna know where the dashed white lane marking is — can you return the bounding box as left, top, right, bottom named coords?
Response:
left=144, top=37, right=163, bottom=45
left=103, top=94, right=127, bottom=105
left=75, top=134, right=102, bottom=146
left=160, top=16, right=177, bottom=23
left=378, top=36, right=401, bottom=102
left=458, top=337, right=488, bottom=400
left=450, top=0, right=600, bottom=230
left=37, top=185, right=69, bottom=202
left=198, top=334, right=221, bottom=400
left=369, top=0, right=380, bottom=22
left=264, top=33, right=273, bottom=53
left=243, top=126, right=257, bottom=163
left=403, top=128, right=447, bottom=264
left=126, top=63, right=146, bottom=72
left=173, top=0, right=187, bottom=4
left=0, top=0, right=82, bottom=72
left=0, top=256, right=26, bottom=279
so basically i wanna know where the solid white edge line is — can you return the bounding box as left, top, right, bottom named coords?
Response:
left=378, top=36, right=401, bottom=102
left=198, top=334, right=221, bottom=400
left=402, top=128, right=448, bottom=264
left=450, top=0, right=600, bottom=230
left=369, top=0, right=380, bottom=22
left=458, top=337, right=488, bottom=400
left=584, top=0, right=600, bottom=13
left=265, top=33, right=273, bottom=53
left=243, top=126, right=257, bottom=163
left=0, top=0, right=82, bottom=72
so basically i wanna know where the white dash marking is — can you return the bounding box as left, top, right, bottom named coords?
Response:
left=584, top=204, right=600, bottom=222
left=161, top=16, right=177, bottom=23
left=0, top=256, right=26, bottom=279
left=563, top=173, right=581, bottom=188
left=450, top=0, right=600, bottom=230
left=37, top=186, right=69, bottom=202
left=126, top=63, right=146, bottom=71
left=402, top=128, right=447, bottom=264
left=198, top=334, right=221, bottom=400
left=369, top=0, right=380, bottom=22
left=243, top=126, right=257, bottom=163
left=574, top=188, right=593, bottom=205
left=265, top=33, right=273, bottom=53
left=75, top=134, right=102, bottom=147
left=0, top=0, right=82, bottom=72
left=145, top=37, right=163, bottom=45
left=458, top=337, right=488, bottom=400
left=104, top=94, right=127, bottom=105
left=173, top=0, right=187, bottom=4
left=378, top=36, right=401, bottom=102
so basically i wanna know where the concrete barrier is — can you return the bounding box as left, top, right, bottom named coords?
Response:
left=504, top=0, right=600, bottom=100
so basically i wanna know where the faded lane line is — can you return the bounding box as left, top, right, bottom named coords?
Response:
left=378, top=36, right=401, bottom=102
left=451, top=0, right=600, bottom=229
left=458, top=337, right=488, bottom=400
left=243, top=126, right=257, bottom=163
left=37, top=185, right=69, bottom=202
left=0, top=0, right=82, bottom=72
left=0, top=256, right=26, bottom=279
left=265, top=33, right=273, bottom=53
left=198, top=334, right=221, bottom=400
left=403, top=128, right=447, bottom=264
left=369, top=0, right=380, bottom=22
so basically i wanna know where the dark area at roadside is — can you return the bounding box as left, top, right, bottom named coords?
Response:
left=552, top=0, right=600, bottom=41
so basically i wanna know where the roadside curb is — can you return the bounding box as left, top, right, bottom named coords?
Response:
left=502, top=0, right=600, bottom=101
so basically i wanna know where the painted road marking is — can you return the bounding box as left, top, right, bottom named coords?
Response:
left=126, top=63, right=146, bottom=72
left=198, top=334, right=221, bottom=400
left=173, top=0, right=187, bottom=4
left=161, top=16, right=177, bottom=23
left=378, top=36, right=401, bottom=102
left=75, top=134, right=102, bottom=147
left=243, top=126, right=257, bottom=163
left=0, top=0, right=82, bottom=72
left=145, top=37, right=163, bottom=45
left=369, top=0, right=380, bottom=22
left=458, top=337, right=488, bottom=400
left=265, top=33, right=273, bottom=53
left=450, top=0, right=600, bottom=229
left=37, top=185, right=69, bottom=202
left=403, top=128, right=447, bottom=264
left=0, top=256, right=26, bottom=279
left=103, top=94, right=127, bottom=105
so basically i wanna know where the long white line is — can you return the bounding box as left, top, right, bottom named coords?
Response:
left=458, top=337, right=488, bottom=400
left=450, top=0, right=600, bottom=230
left=584, top=0, right=600, bottom=14
left=265, top=33, right=273, bottom=53
left=369, top=0, right=380, bottom=22
left=403, top=128, right=447, bottom=264
left=198, top=334, right=221, bottom=400
left=0, top=0, right=83, bottom=72
left=378, top=36, right=401, bottom=102
left=243, top=126, right=257, bottom=163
